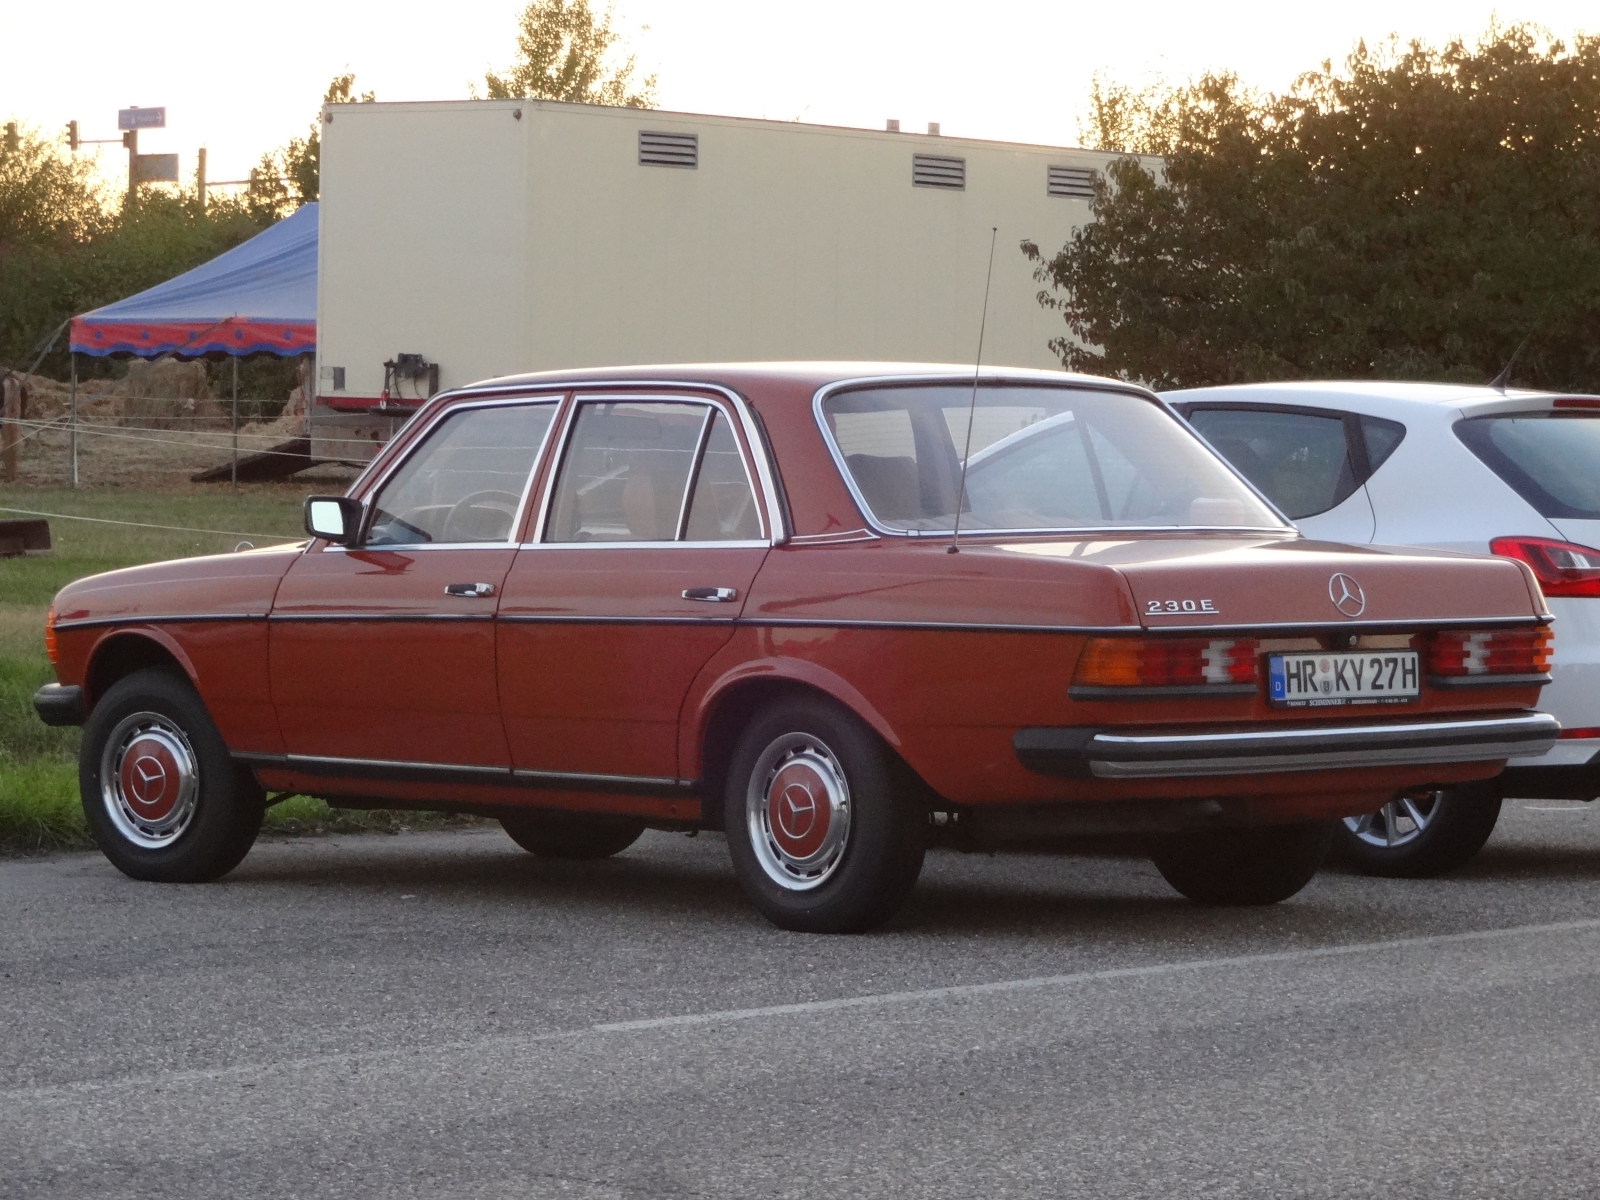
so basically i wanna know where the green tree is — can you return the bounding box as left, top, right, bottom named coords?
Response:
left=247, top=73, right=374, bottom=221
left=0, top=123, right=111, bottom=250
left=1026, top=26, right=1600, bottom=392
left=481, top=0, right=656, bottom=107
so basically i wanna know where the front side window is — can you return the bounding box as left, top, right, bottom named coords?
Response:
left=822, top=384, right=1285, bottom=533
left=366, top=403, right=556, bottom=546
left=1456, top=412, right=1600, bottom=520
left=1186, top=407, right=1358, bottom=520
left=545, top=401, right=762, bottom=542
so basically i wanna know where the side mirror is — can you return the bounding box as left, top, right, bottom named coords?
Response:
left=304, top=496, right=364, bottom=546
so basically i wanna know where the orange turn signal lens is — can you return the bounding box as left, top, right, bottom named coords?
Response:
left=43, top=606, right=58, bottom=667
left=1074, top=637, right=1259, bottom=688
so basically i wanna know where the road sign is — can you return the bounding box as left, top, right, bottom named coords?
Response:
left=132, top=153, right=179, bottom=183
left=118, top=107, right=165, bottom=131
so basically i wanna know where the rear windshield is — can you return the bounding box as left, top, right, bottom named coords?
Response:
left=1455, top=413, right=1600, bottom=520
left=820, top=384, right=1285, bottom=534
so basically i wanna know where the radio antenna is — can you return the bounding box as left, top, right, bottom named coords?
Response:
left=1489, top=292, right=1555, bottom=392
left=948, top=226, right=999, bottom=555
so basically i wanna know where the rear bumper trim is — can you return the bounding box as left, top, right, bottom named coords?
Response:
left=1015, top=712, right=1562, bottom=780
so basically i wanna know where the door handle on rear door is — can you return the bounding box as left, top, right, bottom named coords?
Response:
left=445, top=582, right=495, bottom=597
left=682, top=587, right=738, bottom=602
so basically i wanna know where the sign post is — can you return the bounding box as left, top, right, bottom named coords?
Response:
left=117, top=107, right=166, bottom=205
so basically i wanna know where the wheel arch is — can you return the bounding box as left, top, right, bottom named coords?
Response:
left=686, top=660, right=910, bottom=831
left=84, top=629, right=199, bottom=713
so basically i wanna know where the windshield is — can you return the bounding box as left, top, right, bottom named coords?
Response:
left=820, top=383, right=1286, bottom=533
left=1455, top=412, right=1600, bottom=521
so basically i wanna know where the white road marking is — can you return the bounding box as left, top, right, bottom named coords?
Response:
left=593, top=915, right=1600, bottom=1032
left=9, top=915, right=1600, bottom=1104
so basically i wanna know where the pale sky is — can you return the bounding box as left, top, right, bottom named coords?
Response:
left=5, top=1, right=1596, bottom=191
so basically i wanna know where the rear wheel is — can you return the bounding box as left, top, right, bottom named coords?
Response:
left=80, top=668, right=264, bottom=882
left=1147, top=821, right=1333, bottom=905
left=499, top=810, right=645, bottom=859
left=1333, top=783, right=1502, bottom=878
left=724, top=696, right=925, bottom=933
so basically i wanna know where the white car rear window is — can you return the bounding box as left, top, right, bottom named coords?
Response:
left=1456, top=413, right=1600, bottom=521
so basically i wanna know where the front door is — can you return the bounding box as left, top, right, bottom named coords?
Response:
left=498, top=396, right=770, bottom=784
left=271, top=399, right=559, bottom=768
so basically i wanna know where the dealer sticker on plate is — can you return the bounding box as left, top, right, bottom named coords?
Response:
left=1268, top=651, right=1420, bottom=707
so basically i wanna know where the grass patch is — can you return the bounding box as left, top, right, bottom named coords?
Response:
left=0, top=484, right=481, bottom=856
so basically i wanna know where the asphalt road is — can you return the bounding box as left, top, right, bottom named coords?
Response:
left=7, top=800, right=1600, bottom=1199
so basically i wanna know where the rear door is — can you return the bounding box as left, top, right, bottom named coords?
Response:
left=1180, top=404, right=1384, bottom=543
left=497, top=394, right=771, bottom=785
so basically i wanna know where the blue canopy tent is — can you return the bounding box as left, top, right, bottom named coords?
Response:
left=70, top=203, right=317, bottom=358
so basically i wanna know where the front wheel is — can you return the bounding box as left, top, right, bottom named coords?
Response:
left=1333, top=783, right=1502, bottom=878
left=724, top=696, right=926, bottom=933
left=1147, top=821, right=1334, bottom=905
left=79, top=667, right=264, bottom=882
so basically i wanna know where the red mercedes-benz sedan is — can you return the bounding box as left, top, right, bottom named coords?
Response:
left=35, top=364, right=1559, bottom=931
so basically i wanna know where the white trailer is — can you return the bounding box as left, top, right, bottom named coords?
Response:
left=313, top=98, right=1138, bottom=439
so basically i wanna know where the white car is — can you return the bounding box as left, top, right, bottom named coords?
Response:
left=1165, top=382, right=1600, bottom=876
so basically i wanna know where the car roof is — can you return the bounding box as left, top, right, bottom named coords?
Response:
left=454, top=361, right=1147, bottom=398
left=1164, top=379, right=1600, bottom=418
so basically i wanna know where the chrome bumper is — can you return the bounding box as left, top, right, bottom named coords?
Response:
left=1014, top=713, right=1562, bottom=780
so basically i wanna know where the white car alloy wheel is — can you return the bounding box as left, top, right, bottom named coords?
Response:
left=746, top=732, right=853, bottom=891
left=1343, top=791, right=1440, bottom=849
left=99, top=710, right=201, bottom=850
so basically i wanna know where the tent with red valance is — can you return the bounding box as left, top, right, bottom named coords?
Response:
left=70, top=203, right=317, bottom=359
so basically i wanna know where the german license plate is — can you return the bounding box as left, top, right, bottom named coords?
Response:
left=1268, top=651, right=1420, bottom=707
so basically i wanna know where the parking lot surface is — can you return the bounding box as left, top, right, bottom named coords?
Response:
left=7, top=800, right=1600, bottom=1199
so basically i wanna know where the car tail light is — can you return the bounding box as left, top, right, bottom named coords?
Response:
left=43, top=607, right=58, bottom=667
left=1427, top=627, right=1552, bottom=677
left=1490, top=536, right=1600, bottom=598
left=1074, top=637, right=1258, bottom=688
left=1560, top=727, right=1600, bottom=739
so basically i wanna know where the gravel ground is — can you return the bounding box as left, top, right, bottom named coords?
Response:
left=5, top=798, right=1600, bottom=1199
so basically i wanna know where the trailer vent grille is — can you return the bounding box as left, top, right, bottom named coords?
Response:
left=639, top=130, right=698, bottom=168
left=913, top=153, right=965, bottom=190
left=1047, top=165, right=1097, bottom=198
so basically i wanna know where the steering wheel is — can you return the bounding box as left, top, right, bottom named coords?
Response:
left=441, top=489, right=523, bottom=543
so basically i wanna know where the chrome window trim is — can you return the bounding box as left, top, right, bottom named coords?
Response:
left=810, top=373, right=1295, bottom=540
left=516, top=539, right=770, bottom=551
left=448, top=379, right=787, bottom=544
left=344, top=395, right=563, bottom=552
left=530, top=390, right=776, bottom=547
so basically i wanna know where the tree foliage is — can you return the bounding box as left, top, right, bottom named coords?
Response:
left=247, top=73, right=374, bottom=222
left=1026, top=26, right=1600, bottom=392
left=482, top=0, right=656, bottom=107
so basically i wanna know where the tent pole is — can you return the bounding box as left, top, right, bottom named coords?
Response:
left=69, top=353, right=78, bottom=488
left=231, top=356, right=238, bottom=491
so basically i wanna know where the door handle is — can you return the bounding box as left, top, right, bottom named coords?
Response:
left=444, top=582, right=495, bottom=597
left=682, top=587, right=738, bottom=603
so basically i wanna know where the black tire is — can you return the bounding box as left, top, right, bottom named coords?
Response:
left=1147, top=821, right=1334, bottom=905
left=79, top=667, right=264, bottom=883
left=499, top=810, right=645, bottom=859
left=724, top=695, right=926, bottom=933
left=1332, top=783, right=1502, bottom=878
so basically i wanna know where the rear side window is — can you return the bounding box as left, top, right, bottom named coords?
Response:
left=1455, top=413, right=1600, bottom=520
left=545, top=401, right=761, bottom=542
left=1185, top=408, right=1357, bottom=520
